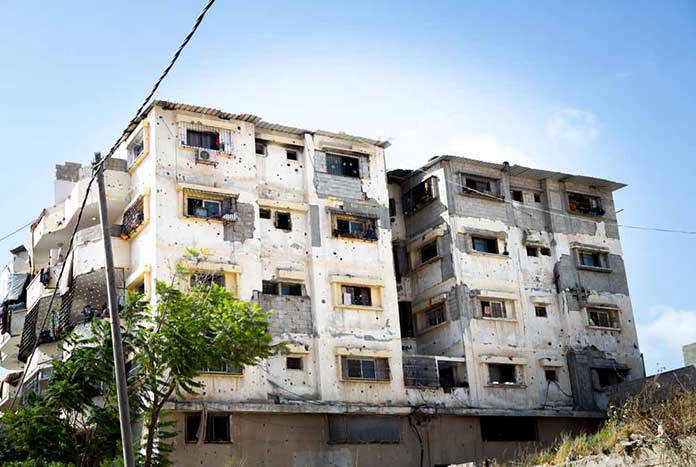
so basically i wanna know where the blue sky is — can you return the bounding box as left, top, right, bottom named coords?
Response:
left=1, top=1, right=694, bottom=373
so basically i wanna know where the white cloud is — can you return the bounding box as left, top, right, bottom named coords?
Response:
left=546, top=107, right=599, bottom=144
left=637, top=305, right=696, bottom=373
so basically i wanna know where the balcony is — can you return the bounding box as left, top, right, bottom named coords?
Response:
left=0, top=305, right=28, bottom=371
left=32, top=161, right=129, bottom=269
left=0, top=372, right=21, bottom=411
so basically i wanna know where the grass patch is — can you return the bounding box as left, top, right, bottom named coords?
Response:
left=524, top=389, right=696, bottom=466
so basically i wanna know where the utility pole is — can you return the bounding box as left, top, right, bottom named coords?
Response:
left=94, top=153, right=136, bottom=467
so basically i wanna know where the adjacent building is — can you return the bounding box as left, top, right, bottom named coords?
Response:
left=0, top=101, right=643, bottom=466
left=685, top=343, right=696, bottom=367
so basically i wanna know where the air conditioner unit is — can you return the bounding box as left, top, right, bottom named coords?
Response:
left=195, top=149, right=219, bottom=165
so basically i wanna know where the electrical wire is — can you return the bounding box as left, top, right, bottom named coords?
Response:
left=9, top=0, right=218, bottom=412
left=95, top=0, right=217, bottom=171
left=0, top=220, right=35, bottom=243
left=406, top=165, right=696, bottom=235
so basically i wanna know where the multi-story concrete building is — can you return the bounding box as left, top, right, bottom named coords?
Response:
left=0, top=101, right=643, bottom=466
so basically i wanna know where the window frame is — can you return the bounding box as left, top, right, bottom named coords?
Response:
left=332, top=214, right=378, bottom=241
left=255, top=139, right=267, bottom=156
left=567, top=192, right=605, bottom=217
left=402, top=177, right=438, bottom=215
left=487, top=363, right=519, bottom=385
left=326, top=153, right=361, bottom=178
left=190, top=272, right=225, bottom=289
left=416, top=303, right=448, bottom=334
left=274, top=211, right=292, bottom=231
left=535, top=305, right=548, bottom=318
left=205, top=413, right=232, bottom=444
left=461, top=173, right=501, bottom=198
left=480, top=299, right=508, bottom=319
left=471, top=236, right=501, bottom=255
left=341, top=356, right=391, bottom=382
left=576, top=249, right=610, bottom=271
left=262, top=280, right=304, bottom=297
left=186, top=129, right=221, bottom=151
left=418, top=239, right=439, bottom=265
left=587, top=307, right=621, bottom=330
left=341, top=285, right=373, bottom=307
left=286, top=356, right=304, bottom=371
left=286, top=149, right=299, bottom=161
left=512, top=189, right=524, bottom=203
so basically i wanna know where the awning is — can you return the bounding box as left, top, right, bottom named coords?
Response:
left=0, top=271, right=29, bottom=305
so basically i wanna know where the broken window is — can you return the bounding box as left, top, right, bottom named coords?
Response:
left=333, top=215, right=378, bottom=241
left=286, top=357, right=303, bottom=370
left=201, top=361, right=243, bottom=375
left=488, top=364, right=518, bottom=385
left=326, top=153, right=360, bottom=178
left=259, top=208, right=271, bottom=219
left=533, top=192, right=542, bottom=203
left=121, top=195, right=145, bottom=239
left=545, top=369, right=558, bottom=382
left=341, top=286, right=372, bottom=307
left=593, top=368, right=627, bottom=389
left=472, top=236, right=499, bottom=254
left=190, top=273, right=225, bottom=289
left=481, top=300, right=507, bottom=319
left=399, top=302, right=414, bottom=338
left=481, top=417, right=538, bottom=442
left=127, top=130, right=145, bottom=168
left=568, top=192, right=605, bottom=216
left=328, top=415, right=400, bottom=444
left=274, top=211, right=292, bottom=231
left=462, top=174, right=500, bottom=197
left=388, top=198, right=396, bottom=218
left=535, top=305, right=548, bottom=318
left=526, top=246, right=539, bottom=257
left=438, top=361, right=468, bottom=392
left=286, top=149, right=299, bottom=161
left=587, top=307, right=620, bottom=329
left=187, top=197, right=221, bottom=219
left=540, top=247, right=551, bottom=256
left=205, top=414, right=231, bottom=443
left=341, top=356, right=390, bottom=381
left=402, top=177, right=438, bottom=215
left=418, top=304, right=446, bottom=333
left=186, top=129, right=220, bottom=150
left=185, top=413, right=202, bottom=443
left=255, top=139, right=267, bottom=156
left=262, top=281, right=303, bottom=297
left=419, top=240, right=439, bottom=264
left=578, top=250, right=608, bottom=269
left=512, top=190, right=524, bottom=202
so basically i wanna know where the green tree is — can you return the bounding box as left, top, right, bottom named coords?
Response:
left=1, top=253, right=280, bottom=467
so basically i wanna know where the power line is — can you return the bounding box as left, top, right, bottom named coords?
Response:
left=0, top=220, right=34, bottom=243
left=406, top=166, right=696, bottom=235
left=97, top=0, right=217, bottom=170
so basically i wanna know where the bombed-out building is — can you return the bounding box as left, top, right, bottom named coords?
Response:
left=0, top=101, right=643, bottom=466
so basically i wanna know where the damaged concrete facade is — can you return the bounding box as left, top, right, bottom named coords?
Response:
left=0, top=102, right=642, bottom=466
left=389, top=156, right=642, bottom=418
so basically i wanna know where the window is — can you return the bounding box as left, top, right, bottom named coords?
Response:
left=262, top=281, right=303, bottom=297
left=187, top=197, right=222, bottom=219
left=533, top=192, right=542, bottom=203
left=545, top=369, right=558, bottom=382
left=399, top=302, right=414, bottom=338
left=419, top=240, right=439, bottom=264
left=540, top=247, right=551, bottom=256
left=255, top=139, right=267, bottom=156
left=488, top=364, right=517, bottom=385
left=341, top=286, right=372, bottom=306
left=593, top=368, right=628, bottom=389
left=388, top=198, right=396, bottom=218
left=462, top=174, right=499, bottom=197
left=186, top=413, right=231, bottom=443
left=402, top=177, right=438, bottom=215
left=587, top=307, right=620, bottom=329
left=526, top=246, right=539, bottom=257
left=341, top=356, right=390, bottom=381
left=512, top=190, right=524, bottom=202
left=327, top=153, right=360, bottom=178
left=328, top=416, right=400, bottom=444
left=481, top=300, right=507, bottom=319
left=274, top=212, right=292, bottom=231
left=205, top=414, right=231, bottom=443
left=190, top=273, right=225, bottom=289
left=185, top=413, right=202, bottom=443
left=535, top=306, right=548, bottom=318
left=438, top=361, right=468, bottom=392
left=127, top=130, right=145, bottom=168
left=121, top=195, right=146, bottom=239
left=471, top=236, right=499, bottom=254
left=568, top=192, right=605, bottom=216
left=201, top=362, right=243, bottom=375
left=334, top=216, right=378, bottom=241
left=286, top=357, right=303, bottom=370
left=286, top=149, right=299, bottom=161
left=259, top=208, right=271, bottom=219
left=481, top=417, right=538, bottom=442
left=186, top=129, right=220, bottom=150
left=426, top=305, right=446, bottom=328
left=578, top=250, right=608, bottom=269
